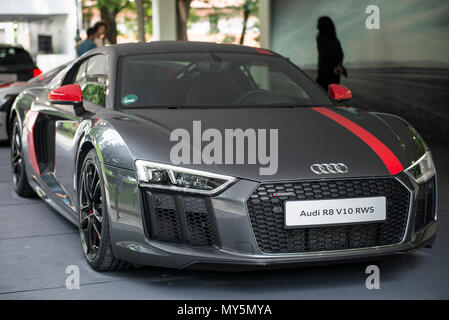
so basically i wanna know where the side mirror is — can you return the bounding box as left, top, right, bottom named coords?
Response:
left=49, top=84, right=85, bottom=116
left=328, top=84, right=352, bottom=102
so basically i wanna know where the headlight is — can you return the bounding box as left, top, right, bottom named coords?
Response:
left=135, top=160, right=236, bottom=195
left=404, top=151, right=435, bottom=184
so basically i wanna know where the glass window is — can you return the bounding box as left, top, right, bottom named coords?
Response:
left=86, top=54, right=108, bottom=76
left=117, top=52, right=333, bottom=108
left=74, top=60, right=88, bottom=84
left=74, top=55, right=108, bottom=107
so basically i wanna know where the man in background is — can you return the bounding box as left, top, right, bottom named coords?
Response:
left=76, top=27, right=97, bottom=56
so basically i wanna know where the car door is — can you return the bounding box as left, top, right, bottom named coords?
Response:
left=52, top=54, right=109, bottom=212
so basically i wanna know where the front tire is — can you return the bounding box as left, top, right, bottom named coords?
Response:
left=78, top=149, right=130, bottom=271
left=10, top=117, right=35, bottom=197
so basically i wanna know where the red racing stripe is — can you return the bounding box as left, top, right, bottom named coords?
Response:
left=311, top=107, right=404, bottom=175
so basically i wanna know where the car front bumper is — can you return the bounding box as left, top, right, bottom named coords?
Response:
left=105, top=166, right=437, bottom=270
left=113, top=221, right=436, bottom=270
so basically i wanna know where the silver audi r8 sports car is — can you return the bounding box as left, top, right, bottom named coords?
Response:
left=9, top=41, right=437, bottom=271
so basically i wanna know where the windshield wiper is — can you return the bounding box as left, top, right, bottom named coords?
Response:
left=123, top=105, right=180, bottom=109
left=263, top=104, right=336, bottom=108
left=123, top=104, right=335, bottom=110
left=263, top=103, right=312, bottom=108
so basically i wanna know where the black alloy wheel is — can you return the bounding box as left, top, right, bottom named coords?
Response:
left=78, top=149, right=130, bottom=271
left=10, top=117, right=34, bottom=197
left=79, top=157, right=103, bottom=261
left=11, top=120, right=23, bottom=188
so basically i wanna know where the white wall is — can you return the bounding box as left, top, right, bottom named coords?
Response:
left=0, top=0, right=81, bottom=70
left=152, top=0, right=177, bottom=41
left=258, top=0, right=270, bottom=48
left=0, top=22, right=15, bottom=44
left=0, top=0, right=78, bottom=16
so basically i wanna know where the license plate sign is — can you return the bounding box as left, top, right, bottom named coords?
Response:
left=285, top=197, right=386, bottom=228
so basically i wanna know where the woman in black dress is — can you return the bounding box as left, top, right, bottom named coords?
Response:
left=316, top=16, right=346, bottom=90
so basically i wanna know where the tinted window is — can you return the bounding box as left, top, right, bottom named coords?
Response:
left=74, top=55, right=108, bottom=107
left=0, top=47, right=34, bottom=65
left=117, top=52, right=333, bottom=108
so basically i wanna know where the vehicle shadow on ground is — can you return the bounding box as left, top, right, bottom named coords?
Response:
left=109, top=251, right=427, bottom=295
left=29, top=199, right=430, bottom=295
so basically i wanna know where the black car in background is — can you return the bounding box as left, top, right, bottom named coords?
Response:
left=0, top=62, right=68, bottom=141
left=0, top=45, right=41, bottom=85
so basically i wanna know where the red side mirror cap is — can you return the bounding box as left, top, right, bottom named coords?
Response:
left=328, top=84, right=352, bottom=102
left=49, top=84, right=83, bottom=103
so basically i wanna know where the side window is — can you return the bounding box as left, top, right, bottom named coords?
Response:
left=74, top=60, right=88, bottom=84
left=83, top=55, right=108, bottom=107
left=72, top=55, right=108, bottom=107
left=247, top=64, right=309, bottom=100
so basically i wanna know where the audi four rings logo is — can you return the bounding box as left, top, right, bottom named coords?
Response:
left=311, top=163, right=349, bottom=175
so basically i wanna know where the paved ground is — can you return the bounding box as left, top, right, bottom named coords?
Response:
left=0, top=140, right=448, bottom=300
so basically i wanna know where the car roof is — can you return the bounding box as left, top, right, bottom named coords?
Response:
left=96, top=41, right=277, bottom=57
left=0, top=44, right=25, bottom=49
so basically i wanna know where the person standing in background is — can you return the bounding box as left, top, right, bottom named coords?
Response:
left=76, top=27, right=97, bottom=57
left=75, top=21, right=109, bottom=55
left=92, top=21, right=110, bottom=47
left=316, top=16, right=347, bottom=90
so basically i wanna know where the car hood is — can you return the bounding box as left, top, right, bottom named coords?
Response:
left=107, top=106, right=417, bottom=182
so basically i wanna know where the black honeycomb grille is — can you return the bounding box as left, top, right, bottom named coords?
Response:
left=151, top=193, right=182, bottom=242
left=247, top=178, right=410, bottom=254
left=414, top=177, right=436, bottom=232
left=143, top=191, right=215, bottom=246
left=34, top=124, right=49, bottom=165
left=183, top=197, right=215, bottom=245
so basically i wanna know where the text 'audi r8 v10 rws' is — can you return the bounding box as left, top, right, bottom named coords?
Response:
left=9, top=41, right=436, bottom=271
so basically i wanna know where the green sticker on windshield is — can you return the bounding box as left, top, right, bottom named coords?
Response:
left=121, top=94, right=138, bottom=105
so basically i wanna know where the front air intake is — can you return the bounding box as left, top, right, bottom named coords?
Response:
left=142, top=191, right=216, bottom=247
left=414, top=177, right=436, bottom=232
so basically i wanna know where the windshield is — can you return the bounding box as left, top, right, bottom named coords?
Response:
left=117, top=52, right=333, bottom=108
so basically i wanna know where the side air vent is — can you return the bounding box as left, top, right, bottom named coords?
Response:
left=33, top=118, right=55, bottom=174
left=414, top=177, right=436, bottom=232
